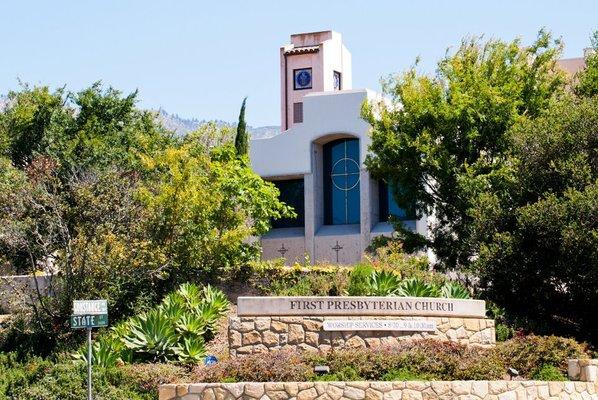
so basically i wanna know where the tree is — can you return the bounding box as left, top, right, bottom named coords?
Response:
left=0, top=82, right=173, bottom=179
left=471, top=96, right=598, bottom=341
left=234, top=97, right=249, bottom=156
left=138, top=141, right=292, bottom=285
left=0, top=83, right=291, bottom=354
left=575, top=30, right=598, bottom=98
left=0, top=85, right=71, bottom=167
left=364, top=30, right=566, bottom=269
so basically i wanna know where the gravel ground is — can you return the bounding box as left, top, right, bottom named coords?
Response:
left=205, top=304, right=237, bottom=360
left=205, top=281, right=260, bottom=360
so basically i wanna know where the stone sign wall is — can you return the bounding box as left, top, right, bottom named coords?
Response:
left=160, top=380, right=598, bottom=400
left=229, top=296, right=494, bottom=355
left=228, top=316, right=495, bottom=356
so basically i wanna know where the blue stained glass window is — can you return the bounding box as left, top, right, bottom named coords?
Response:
left=379, top=181, right=416, bottom=221
left=324, top=139, right=360, bottom=225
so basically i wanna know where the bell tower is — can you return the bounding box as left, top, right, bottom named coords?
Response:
left=280, top=30, right=352, bottom=131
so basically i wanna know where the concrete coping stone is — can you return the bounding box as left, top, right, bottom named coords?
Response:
left=237, top=296, right=486, bottom=318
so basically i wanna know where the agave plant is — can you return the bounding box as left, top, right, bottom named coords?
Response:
left=440, top=281, right=470, bottom=299
left=200, top=284, right=230, bottom=315
left=159, top=292, right=186, bottom=319
left=366, top=270, right=401, bottom=296
left=95, top=283, right=229, bottom=364
left=122, top=309, right=179, bottom=362
left=197, top=302, right=224, bottom=339
left=175, top=313, right=207, bottom=337
left=178, top=282, right=203, bottom=310
left=176, top=336, right=206, bottom=364
left=74, top=335, right=123, bottom=368
left=397, top=278, right=440, bottom=297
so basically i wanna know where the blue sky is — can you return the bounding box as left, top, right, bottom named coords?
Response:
left=1, top=1, right=596, bottom=127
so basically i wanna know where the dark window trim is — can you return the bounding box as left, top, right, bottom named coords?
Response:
left=293, top=67, right=313, bottom=90
left=333, top=70, right=342, bottom=90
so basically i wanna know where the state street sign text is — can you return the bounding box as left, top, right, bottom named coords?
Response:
left=71, top=314, right=109, bottom=329
left=73, top=300, right=107, bottom=315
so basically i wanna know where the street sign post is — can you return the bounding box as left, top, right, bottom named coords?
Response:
left=72, top=300, right=108, bottom=400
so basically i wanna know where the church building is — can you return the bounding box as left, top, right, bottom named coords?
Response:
left=250, top=31, right=429, bottom=264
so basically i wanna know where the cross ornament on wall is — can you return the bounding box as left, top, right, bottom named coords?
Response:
left=331, top=241, right=343, bottom=263
left=277, top=243, right=289, bottom=257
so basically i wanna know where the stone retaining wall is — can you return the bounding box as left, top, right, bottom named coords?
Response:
left=569, top=359, right=598, bottom=383
left=160, top=380, right=598, bottom=400
left=228, top=316, right=495, bottom=356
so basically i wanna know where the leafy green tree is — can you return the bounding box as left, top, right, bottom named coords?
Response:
left=63, top=83, right=173, bottom=174
left=471, top=96, right=598, bottom=341
left=0, top=85, right=71, bottom=167
left=364, top=30, right=566, bottom=269
left=138, top=141, right=292, bottom=284
left=575, top=30, right=598, bottom=98
left=0, top=82, right=173, bottom=177
left=234, top=97, right=249, bottom=156
left=0, top=83, right=291, bottom=355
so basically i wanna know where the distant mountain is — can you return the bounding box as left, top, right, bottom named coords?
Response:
left=156, top=109, right=280, bottom=139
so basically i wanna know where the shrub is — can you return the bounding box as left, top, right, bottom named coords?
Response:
left=495, top=323, right=516, bottom=342
left=193, top=350, right=313, bottom=383
left=315, top=366, right=362, bottom=381
left=119, top=363, right=191, bottom=394
left=0, top=352, right=52, bottom=396
left=248, top=260, right=351, bottom=296
left=117, top=335, right=590, bottom=384
left=533, top=364, right=566, bottom=381
left=498, top=335, right=589, bottom=378
left=247, top=244, right=467, bottom=300
left=346, top=263, right=375, bottom=295
left=313, top=341, right=504, bottom=381
left=0, top=355, right=155, bottom=400
left=368, top=241, right=430, bottom=279
left=381, top=368, right=434, bottom=381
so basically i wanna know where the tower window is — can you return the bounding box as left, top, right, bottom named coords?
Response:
left=324, top=139, right=360, bottom=225
left=293, top=102, right=303, bottom=123
left=333, top=71, right=342, bottom=90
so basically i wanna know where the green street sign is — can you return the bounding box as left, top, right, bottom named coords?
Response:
left=70, top=314, right=108, bottom=329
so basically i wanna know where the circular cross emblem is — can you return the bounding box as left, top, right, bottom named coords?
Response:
left=296, top=70, right=311, bottom=88
left=331, top=157, right=360, bottom=191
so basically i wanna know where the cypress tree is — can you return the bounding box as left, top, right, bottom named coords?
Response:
left=234, top=97, right=249, bottom=156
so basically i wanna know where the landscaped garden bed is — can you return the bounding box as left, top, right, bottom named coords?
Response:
left=157, top=336, right=598, bottom=399
left=194, top=337, right=591, bottom=383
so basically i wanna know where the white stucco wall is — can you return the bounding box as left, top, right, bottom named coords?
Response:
left=251, top=89, right=376, bottom=178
